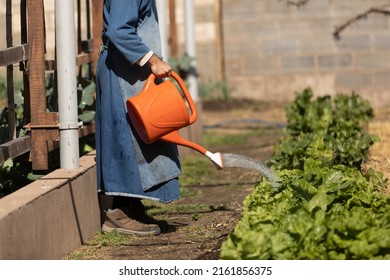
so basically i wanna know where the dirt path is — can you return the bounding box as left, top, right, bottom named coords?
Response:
left=362, top=107, right=390, bottom=194
left=65, top=99, right=389, bottom=260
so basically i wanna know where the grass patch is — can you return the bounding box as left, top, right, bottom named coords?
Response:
left=87, top=231, right=131, bottom=246
left=144, top=202, right=210, bottom=216
left=63, top=231, right=133, bottom=260
left=179, top=154, right=215, bottom=187
left=202, top=131, right=247, bottom=147
left=202, top=127, right=279, bottom=148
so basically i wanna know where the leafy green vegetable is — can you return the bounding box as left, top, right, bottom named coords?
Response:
left=221, top=89, right=390, bottom=260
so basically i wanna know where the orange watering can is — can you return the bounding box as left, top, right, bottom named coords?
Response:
left=126, top=71, right=224, bottom=169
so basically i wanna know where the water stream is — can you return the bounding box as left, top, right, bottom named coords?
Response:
left=221, top=153, right=281, bottom=188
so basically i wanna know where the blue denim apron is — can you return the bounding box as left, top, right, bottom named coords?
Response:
left=95, top=0, right=181, bottom=203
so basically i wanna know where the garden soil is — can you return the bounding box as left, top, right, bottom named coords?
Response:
left=65, top=99, right=390, bottom=260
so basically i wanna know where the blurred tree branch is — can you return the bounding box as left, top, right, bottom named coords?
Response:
left=282, top=1, right=390, bottom=40
left=333, top=4, right=390, bottom=40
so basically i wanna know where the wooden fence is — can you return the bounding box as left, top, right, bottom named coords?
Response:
left=0, top=0, right=102, bottom=170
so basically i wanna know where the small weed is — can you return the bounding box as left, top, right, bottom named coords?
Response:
left=63, top=231, right=132, bottom=260
left=192, top=213, right=200, bottom=221
left=89, top=231, right=132, bottom=247
left=64, top=252, right=85, bottom=260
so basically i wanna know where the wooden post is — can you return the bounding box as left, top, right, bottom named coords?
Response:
left=6, top=0, right=16, bottom=141
left=27, top=0, right=59, bottom=170
left=215, top=0, right=225, bottom=81
left=169, top=0, right=178, bottom=57
left=92, top=0, right=103, bottom=74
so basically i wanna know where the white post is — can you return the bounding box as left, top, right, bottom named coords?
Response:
left=156, top=0, right=169, bottom=60
left=184, top=0, right=199, bottom=101
left=55, top=0, right=80, bottom=169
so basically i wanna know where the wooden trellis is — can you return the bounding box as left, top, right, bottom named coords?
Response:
left=0, top=0, right=103, bottom=170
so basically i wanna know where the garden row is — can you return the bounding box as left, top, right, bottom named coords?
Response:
left=221, top=89, right=390, bottom=260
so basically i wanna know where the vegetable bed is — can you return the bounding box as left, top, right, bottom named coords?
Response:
left=220, top=89, right=390, bottom=260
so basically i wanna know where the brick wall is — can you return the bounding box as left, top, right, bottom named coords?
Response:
left=2, top=0, right=390, bottom=107
left=188, top=0, right=390, bottom=107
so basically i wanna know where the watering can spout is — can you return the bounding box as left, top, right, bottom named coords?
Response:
left=161, top=131, right=224, bottom=169
left=205, top=151, right=224, bottom=170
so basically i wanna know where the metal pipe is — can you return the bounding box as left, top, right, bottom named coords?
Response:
left=156, top=0, right=169, bottom=60
left=184, top=0, right=199, bottom=102
left=55, top=0, right=80, bottom=169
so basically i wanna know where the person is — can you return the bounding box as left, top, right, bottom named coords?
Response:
left=95, top=0, right=181, bottom=236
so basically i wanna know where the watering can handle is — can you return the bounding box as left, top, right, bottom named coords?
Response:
left=170, top=71, right=198, bottom=124
left=146, top=72, right=198, bottom=124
